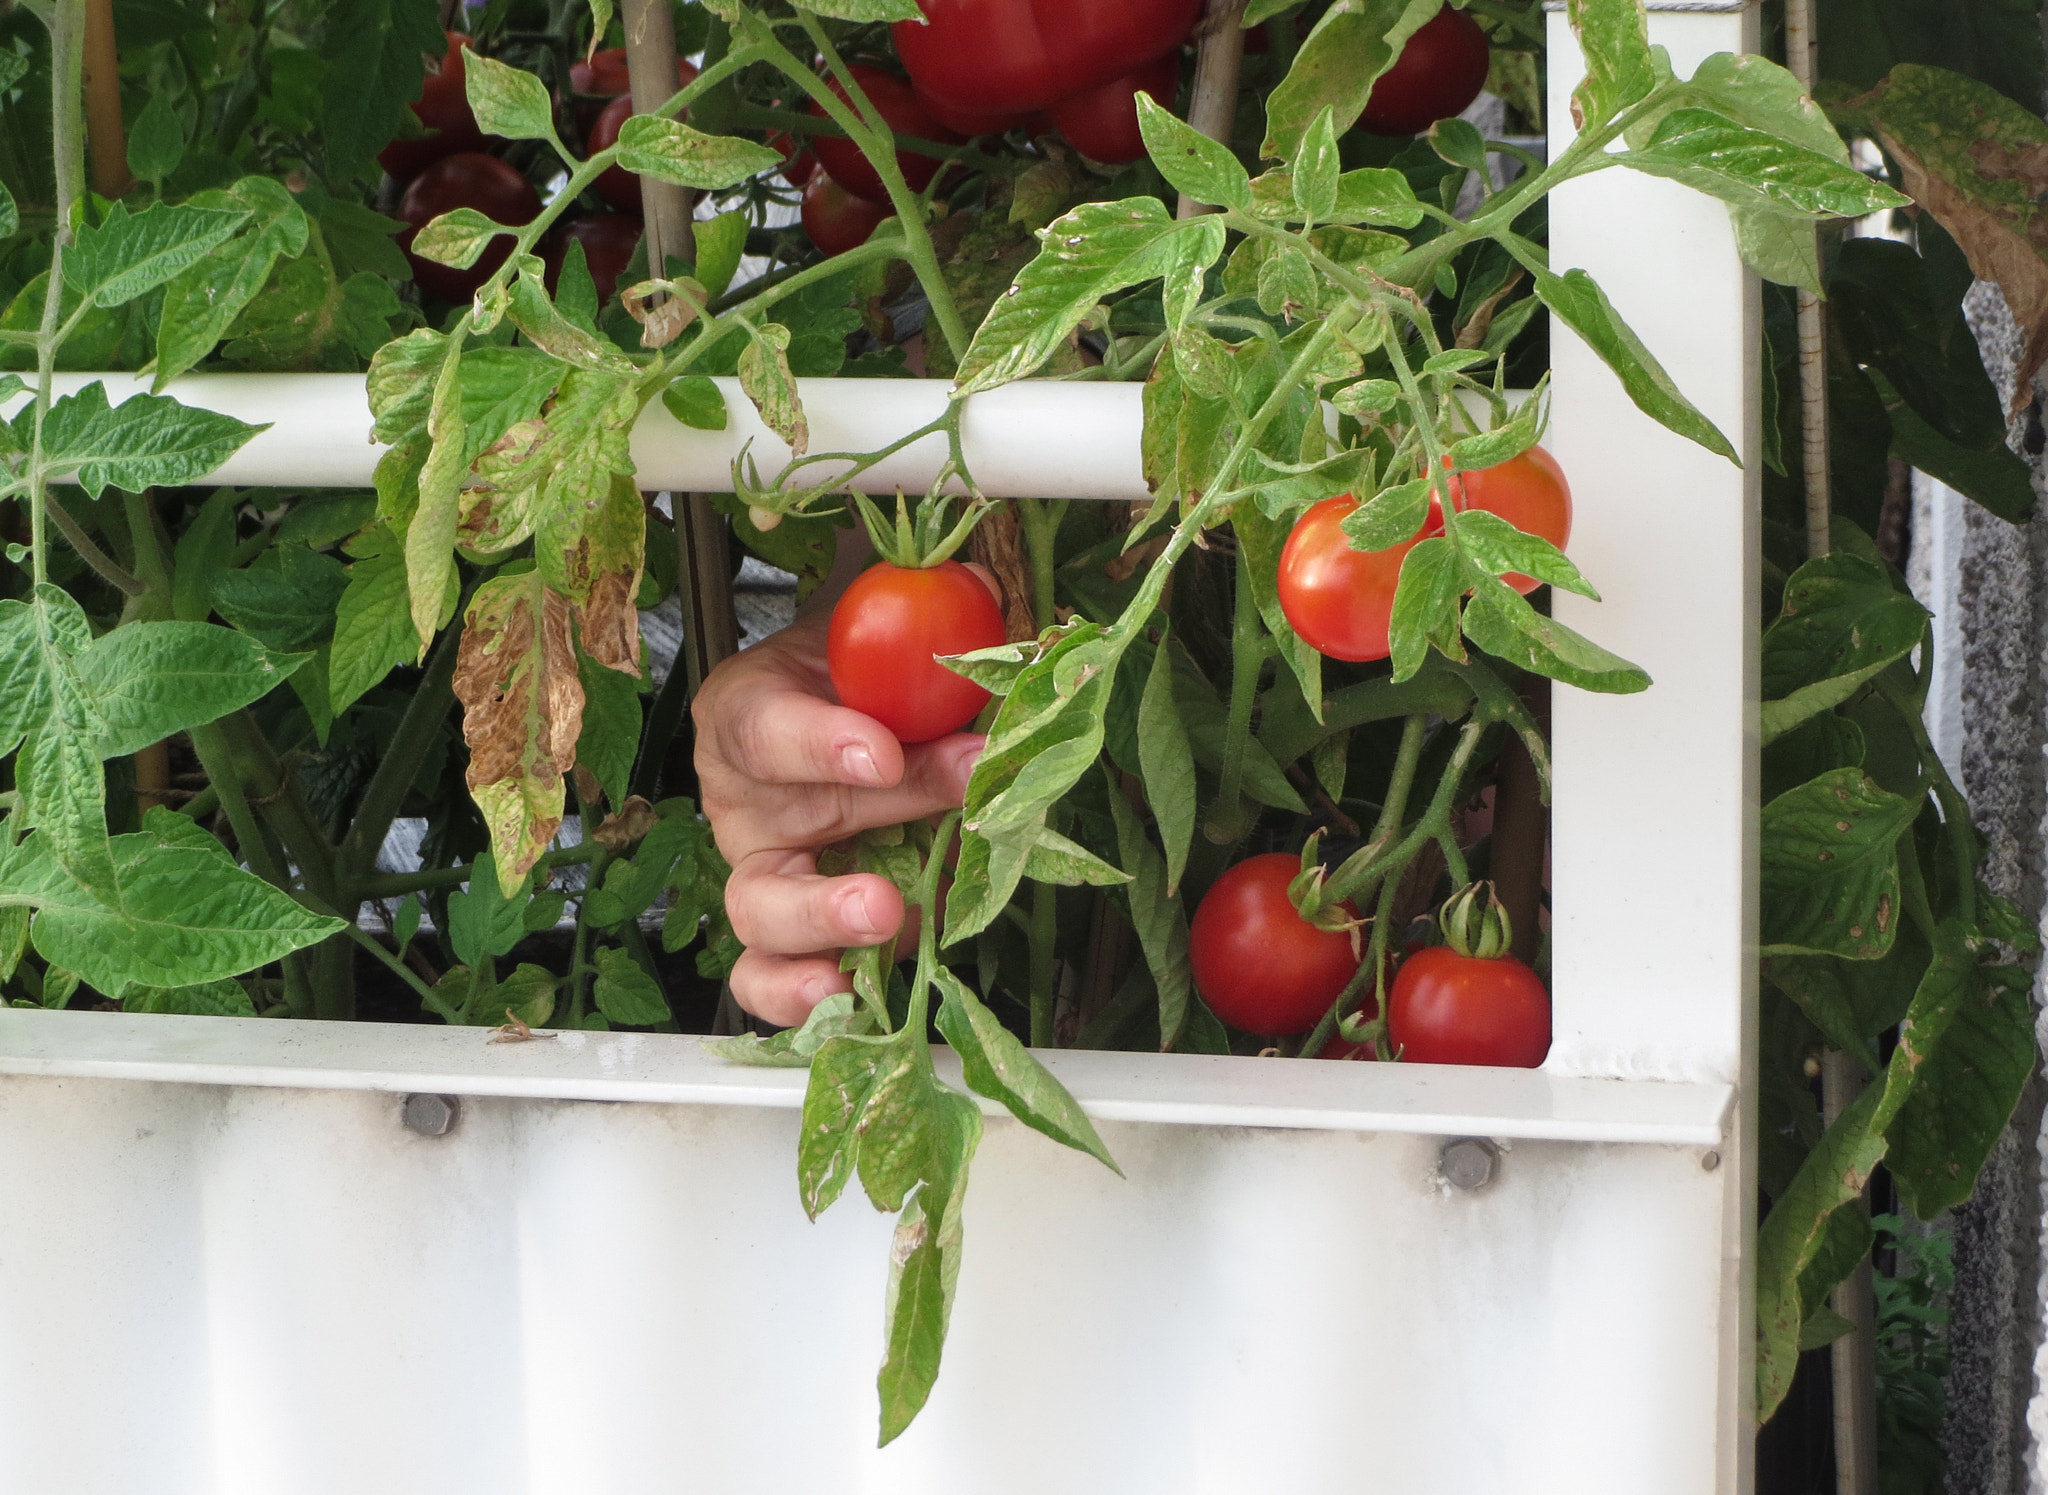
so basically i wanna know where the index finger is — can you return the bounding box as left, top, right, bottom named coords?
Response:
left=700, top=677, right=908, bottom=791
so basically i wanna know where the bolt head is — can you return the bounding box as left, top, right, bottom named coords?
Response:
left=1440, top=1137, right=1499, bottom=1191
left=402, top=1093, right=458, bottom=1137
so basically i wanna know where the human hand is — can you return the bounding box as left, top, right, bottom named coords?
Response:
left=692, top=612, right=985, bottom=1027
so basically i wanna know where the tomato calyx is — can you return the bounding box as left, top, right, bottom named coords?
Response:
left=1287, top=830, right=1367, bottom=944
left=1437, top=880, right=1514, bottom=960
left=851, top=488, right=990, bottom=570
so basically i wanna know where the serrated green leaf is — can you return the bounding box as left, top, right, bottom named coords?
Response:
left=875, top=1081, right=978, bottom=1447
left=126, top=90, right=186, bottom=186
left=1759, top=552, right=1929, bottom=743
left=954, top=199, right=1225, bottom=396
left=933, top=964, right=1117, bottom=1171
left=66, top=202, right=250, bottom=307
left=508, top=257, right=638, bottom=373
left=1021, top=824, right=1130, bottom=887
left=32, top=381, right=266, bottom=497
left=413, top=207, right=505, bottom=270
left=592, top=945, right=669, bottom=1026
left=1566, top=0, right=1656, bottom=131
left=575, top=650, right=643, bottom=811
left=1452, top=509, right=1598, bottom=598
left=445, top=850, right=532, bottom=968
left=1261, top=0, right=1441, bottom=160
left=1135, top=94, right=1251, bottom=211
left=463, top=51, right=556, bottom=141
left=329, top=526, right=420, bottom=717
left=1461, top=572, right=1650, bottom=693
left=1293, top=107, right=1342, bottom=220
left=1623, top=108, right=1910, bottom=220
left=208, top=542, right=350, bottom=651
left=1385, top=534, right=1465, bottom=681
left=74, top=622, right=305, bottom=757
left=616, top=113, right=781, bottom=188
left=154, top=178, right=313, bottom=388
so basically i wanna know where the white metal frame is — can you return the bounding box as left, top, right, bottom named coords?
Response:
left=0, top=7, right=1760, bottom=1490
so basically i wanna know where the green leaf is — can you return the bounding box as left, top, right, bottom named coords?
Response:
left=445, top=851, right=532, bottom=968
left=1135, top=94, right=1251, bottom=211
left=790, top=0, right=921, bottom=18
left=1020, top=824, right=1130, bottom=887
left=1, top=831, right=343, bottom=995
left=1330, top=168, right=1425, bottom=229
left=954, top=199, right=1226, bottom=396
left=1565, top=0, right=1656, bottom=131
left=412, top=207, right=506, bottom=271
left=584, top=807, right=702, bottom=929
left=799, top=1031, right=908, bottom=1219
left=1759, top=553, right=1929, bottom=743
left=1622, top=108, right=1910, bottom=220
left=32, top=382, right=266, bottom=498
left=1531, top=265, right=1737, bottom=462
left=1231, top=497, right=1324, bottom=716
left=66, top=202, right=251, bottom=307
left=74, top=623, right=305, bottom=757
left=317, top=0, right=444, bottom=178
left=1452, top=509, right=1599, bottom=598
left=124, top=978, right=256, bottom=1016
left=1339, top=474, right=1434, bottom=551
left=463, top=52, right=556, bottom=141
left=508, top=258, right=638, bottom=374
left=220, top=261, right=403, bottom=373
left=592, top=945, right=670, bottom=1026
left=661, top=373, right=729, bottom=430
left=407, top=347, right=467, bottom=653
left=1462, top=572, right=1651, bottom=694
left=1261, top=0, right=1442, bottom=161
left=154, top=179, right=314, bottom=388
left=1104, top=766, right=1193, bottom=1050
left=1886, top=959, right=2036, bottom=1216
left=329, top=526, right=419, bottom=717
left=1386, top=536, right=1466, bottom=682
left=495, top=963, right=559, bottom=1028
left=1869, top=371, right=2034, bottom=525
left=126, top=90, right=186, bottom=186
left=737, top=322, right=807, bottom=455
left=0, top=600, right=45, bottom=757
left=875, top=1082, right=978, bottom=1447
left=934, top=965, right=1118, bottom=1171
left=1136, top=633, right=1197, bottom=894
left=208, top=542, right=351, bottom=651
left=1428, top=117, right=1489, bottom=174
left=692, top=208, right=749, bottom=300
left=1758, top=768, right=1919, bottom=959
left=616, top=114, right=781, bottom=189
left=576, top=651, right=643, bottom=811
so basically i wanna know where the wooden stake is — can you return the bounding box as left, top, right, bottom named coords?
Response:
left=1176, top=0, right=1247, bottom=219
left=81, top=0, right=129, bottom=199
left=620, top=0, right=695, bottom=273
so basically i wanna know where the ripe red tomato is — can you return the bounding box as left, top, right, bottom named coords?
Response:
left=768, top=131, right=819, bottom=185
left=1449, top=445, right=1572, bottom=594
left=911, top=83, right=1038, bottom=138
left=1045, top=49, right=1180, bottom=164
left=894, top=0, right=1200, bottom=115
left=807, top=65, right=962, bottom=205
left=1387, top=944, right=1550, bottom=1067
left=398, top=152, right=541, bottom=303
left=1358, top=4, right=1491, bottom=136
left=543, top=214, right=643, bottom=306
left=378, top=32, right=483, bottom=181
left=801, top=170, right=890, bottom=257
left=827, top=560, right=1006, bottom=743
left=1277, top=492, right=1443, bottom=664
left=588, top=95, right=643, bottom=213
left=1189, top=854, right=1360, bottom=1036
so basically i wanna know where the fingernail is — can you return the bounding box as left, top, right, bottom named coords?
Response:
left=798, top=973, right=832, bottom=1010
left=839, top=740, right=885, bottom=787
left=949, top=736, right=986, bottom=795
left=838, top=884, right=883, bottom=941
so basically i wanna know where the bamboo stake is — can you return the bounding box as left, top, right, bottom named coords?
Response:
left=1785, top=3, right=1878, bottom=1490
left=81, top=0, right=128, bottom=198
left=620, top=0, right=695, bottom=273
left=1176, top=0, right=1248, bottom=219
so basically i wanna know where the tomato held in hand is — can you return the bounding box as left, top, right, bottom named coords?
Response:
left=1387, top=884, right=1549, bottom=1067
left=894, top=0, right=1200, bottom=115
left=801, top=170, right=890, bottom=257
left=398, top=152, right=542, bottom=303
left=808, top=65, right=963, bottom=205
left=1277, top=492, right=1443, bottom=663
left=1450, top=445, right=1572, bottom=594
left=1190, top=854, right=1360, bottom=1036
left=828, top=560, right=1006, bottom=744
left=543, top=214, right=643, bottom=306
left=1358, top=4, right=1492, bottom=136
left=1046, top=49, right=1180, bottom=164
left=378, top=31, right=483, bottom=181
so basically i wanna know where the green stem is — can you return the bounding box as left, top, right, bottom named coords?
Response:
left=905, top=812, right=961, bottom=1043
left=336, top=625, right=462, bottom=883
left=26, top=0, right=87, bottom=593
left=46, top=494, right=144, bottom=596
left=1028, top=879, right=1057, bottom=1048
left=340, top=920, right=439, bottom=1007
left=732, top=102, right=1016, bottom=181
left=1205, top=546, right=1269, bottom=846
left=189, top=721, right=316, bottom=1019
left=1017, top=497, right=1066, bottom=629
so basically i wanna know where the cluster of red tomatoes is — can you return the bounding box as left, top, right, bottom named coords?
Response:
left=384, top=34, right=673, bottom=306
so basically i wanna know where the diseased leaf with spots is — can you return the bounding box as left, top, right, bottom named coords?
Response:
left=1759, top=768, right=1918, bottom=959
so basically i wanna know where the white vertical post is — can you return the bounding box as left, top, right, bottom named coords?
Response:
left=1545, top=5, right=1759, bottom=1488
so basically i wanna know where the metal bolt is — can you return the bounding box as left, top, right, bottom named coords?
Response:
left=1440, top=1137, right=1500, bottom=1191
left=1701, top=1150, right=1721, bottom=1172
left=402, top=1093, right=458, bottom=1137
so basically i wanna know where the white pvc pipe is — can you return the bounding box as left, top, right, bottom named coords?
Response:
left=6, top=373, right=1151, bottom=500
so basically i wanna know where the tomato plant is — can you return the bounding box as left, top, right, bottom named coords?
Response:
left=1357, top=4, right=1492, bottom=136
left=801, top=170, right=888, bottom=257
left=828, top=559, right=1005, bottom=744
left=807, top=64, right=960, bottom=204
left=1189, top=854, right=1360, bottom=1036
left=398, top=151, right=541, bottom=302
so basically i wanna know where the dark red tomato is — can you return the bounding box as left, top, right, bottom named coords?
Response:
left=1358, top=4, right=1491, bottom=137
left=1277, top=492, right=1443, bottom=664
left=768, top=131, right=819, bottom=185
left=1388, top=945, right=1550, bottom=1067
left=1189, top=854, right=1360, bottom=1037
left=894, top=0, right=1200, bottom=115
left=588, top=94, right=644, bottom=213
left=912, top=83, right=1038, bottom=138
left=1450, top=445, right=1572, bottom=594
left=808, top=65, right=962, bottom=205
left=398, top=152, right=542, bottom=303
left=543, top=214, right=643, bottom=305
left=827, top=560, right=1006, bottom=744
left=1046, top=49, right=1180, bottom=164
left=801, top=170, right=890, bottom=257
left=571, top=48, right=696, bottom=97
left=378, top=32, right=483, bottom=181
